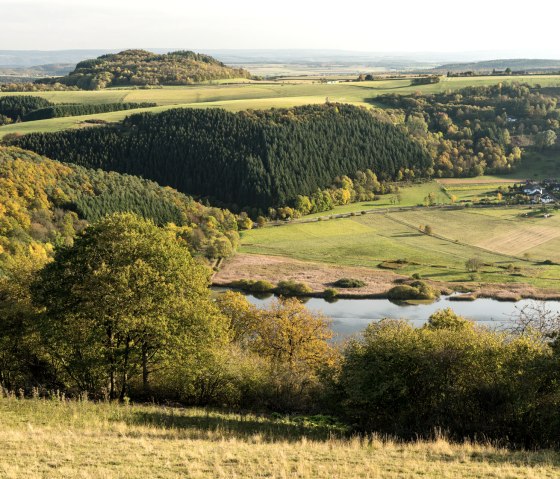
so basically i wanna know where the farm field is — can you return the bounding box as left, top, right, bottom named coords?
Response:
left=302, top=182, right=450, bottom=219
left=2, top=397, right=559, bottom=479
left=240, top=203, right=560, bottom=292
left=3, top=74, right=560, bottom=138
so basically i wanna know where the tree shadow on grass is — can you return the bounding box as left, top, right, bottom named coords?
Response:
left=427, top=447, right=560, bottom=469
left=124, top=409, right=560, bottom=466
left=125, top=409, right=343, bottom=443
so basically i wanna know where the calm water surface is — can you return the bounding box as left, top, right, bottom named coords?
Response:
left=224, top=291, right=560, bottom=337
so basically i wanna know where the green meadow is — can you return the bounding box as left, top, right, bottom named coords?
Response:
left=241, top=183, right=560, bottom=290
left=3, top=74, right=560, bottom=138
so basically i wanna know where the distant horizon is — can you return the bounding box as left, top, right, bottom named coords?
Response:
left=2, top=48, right=560, bottom=71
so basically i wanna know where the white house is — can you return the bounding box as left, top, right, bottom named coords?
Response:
left=524, top=187, right=543, bottom=195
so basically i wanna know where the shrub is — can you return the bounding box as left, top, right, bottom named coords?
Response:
left=230, top=279, right=275, bottom=293
left=387, top=281, right=437, bottom=301
left=387, top=285, right=420, bottom=300
left=335, top=318, right=558, bottom=446
left=333, top=278, right=366, bottom=288
left=323, top=288, right=339, bottom=301
left=276, top=280, right=313, bottom=296
left=465, top=257, right=483, bottom=272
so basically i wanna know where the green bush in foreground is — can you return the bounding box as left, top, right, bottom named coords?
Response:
left=335, top=313, right=559, bottom=447
left=31, top=213, right=226, bottom=400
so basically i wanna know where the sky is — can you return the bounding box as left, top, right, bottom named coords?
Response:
left=2, top=0, right=560, bottom=56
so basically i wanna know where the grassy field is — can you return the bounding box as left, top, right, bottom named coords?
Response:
left=241, top=183, right=560, bottom=290
left=2, top=396, right=559, bottom=479
left=3, top=74, right=560, bottom=138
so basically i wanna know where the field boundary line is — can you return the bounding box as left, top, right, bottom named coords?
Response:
left=383, top=211, right=533, bottom=264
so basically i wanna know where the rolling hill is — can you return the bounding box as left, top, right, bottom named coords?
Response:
left=41, top=49, right=251, bottom=89
left=11, top=104, right=432, bottom=210
left=0, top=146, right=239, bottom=272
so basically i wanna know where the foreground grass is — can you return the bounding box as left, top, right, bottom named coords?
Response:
left=1, top=397, right=559, bottom=478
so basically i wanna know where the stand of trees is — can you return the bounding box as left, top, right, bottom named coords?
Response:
left=38, top=50, right=251, bottom=90
left=0, top=95, right=52, bottom=123
left=0, top=96, right=156, bottom=123
left=377, top=82, right=560, bottom=177
left=21, top=102, right=157, bottom=121
left=0, top=147, right=239, bottom=274
left=12, top=104, right=432, bottom=212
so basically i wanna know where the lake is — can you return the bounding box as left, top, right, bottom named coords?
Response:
left=218, top=290, right=560, bottom=337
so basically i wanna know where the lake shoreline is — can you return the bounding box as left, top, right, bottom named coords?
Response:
left=213, top=253, right=560, bottom=303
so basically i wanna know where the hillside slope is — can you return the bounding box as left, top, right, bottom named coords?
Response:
left=12, top=104, right=432, bottom=210
left=43, top=49, right=251, bottom=89
left=0, top=147, right=239, bottom=272
left=2, top=398, right=559, bottom=479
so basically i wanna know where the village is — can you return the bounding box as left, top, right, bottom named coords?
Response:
left=520, top=178, right=560, bottom=204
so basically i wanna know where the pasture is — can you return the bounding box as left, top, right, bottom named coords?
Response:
left=241, top=200, right=560, bottom=291
left=3, top=74, right=560, bottom=138
left=2, top=396, right=559, bottom=479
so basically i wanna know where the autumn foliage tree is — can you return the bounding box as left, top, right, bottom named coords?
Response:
left=32, top=213, right=227, bottom=400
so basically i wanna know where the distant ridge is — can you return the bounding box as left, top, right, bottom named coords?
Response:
left=434, top=59, right=560, bottom=72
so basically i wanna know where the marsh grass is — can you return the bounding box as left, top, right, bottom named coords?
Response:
left=1, top=393, right=559, bottom=478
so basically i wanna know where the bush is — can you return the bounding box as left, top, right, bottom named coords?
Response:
left=466, top=257, right=483, bottom=272
left=276, top=280, right=313, bottom=296
left=387, top=281, right=438, bottom=300
left=230, top=279, right=275, bottom=293
left=323, top=288, right=338, bottom=301
left=333, top=278, right=366, bottom=288
left=334, top=318, right=559, bottom=447
left=387, top=285, right=420, bottom=300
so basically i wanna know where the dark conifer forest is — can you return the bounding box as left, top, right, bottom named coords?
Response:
left=13, top=104, right=432, bottom=210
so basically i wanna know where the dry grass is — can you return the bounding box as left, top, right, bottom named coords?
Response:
left=1, top=396, right=559, bottom=479
left=213, top=253, right=405, bottom=296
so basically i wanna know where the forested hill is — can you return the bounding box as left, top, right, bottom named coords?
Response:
left=0, top=146, right=239, bottom=272
left=12, top=104, right=432, bottom=211
left=40, top=49, right=251, bottom=89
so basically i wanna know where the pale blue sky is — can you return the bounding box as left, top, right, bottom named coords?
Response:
left=2, top=0, right=560, bottom=56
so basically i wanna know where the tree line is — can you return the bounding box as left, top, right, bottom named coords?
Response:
left=11, top=104, right=432, bottom=212
left=0, top=95, right=52, bottom=124
left=1, top=212, right=560, bottom=448
left=0, top=95, right=156, bottom=124
left=21, top=102, right=157, bottom=121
